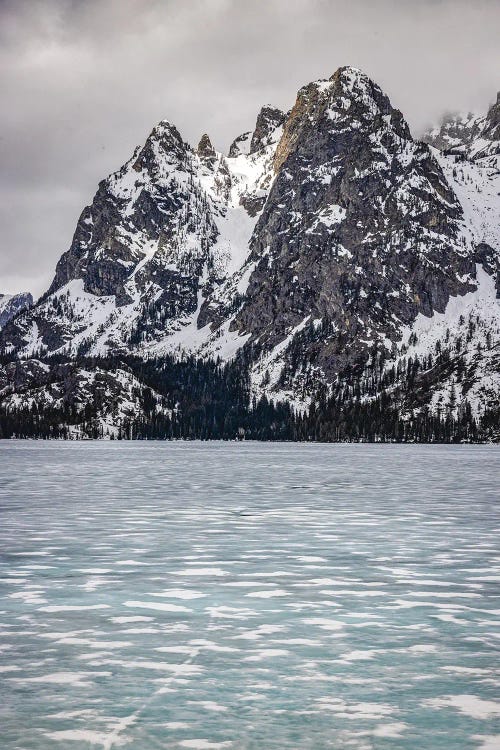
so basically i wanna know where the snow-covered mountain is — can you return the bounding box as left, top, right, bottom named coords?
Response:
left=0, top=107, right=285, bottom=362
left=423, top=92, right=500, bottom=162
left=1, top=67, right=499, bottom=439
left=0, top=293, right=33, bottom=330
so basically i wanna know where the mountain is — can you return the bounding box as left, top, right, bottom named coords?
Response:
left=0, top=293, right=33, bottom=330
left=1, top=67, right=499, bottom=440
left=423, top=92, right=500, bottom=162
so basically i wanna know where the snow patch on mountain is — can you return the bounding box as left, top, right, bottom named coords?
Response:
left=0, top=293, right=33, bottom=330
left=398, top=266, right=500, bottom=417
left=1, top=67, right=499, bottom=432
left=434, top=149, right=500, bottom=253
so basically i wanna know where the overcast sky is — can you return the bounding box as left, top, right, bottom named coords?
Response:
left=1, top=0, right=499, bottom=297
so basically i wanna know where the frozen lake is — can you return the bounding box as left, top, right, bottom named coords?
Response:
left=0, top=441, right=499, bottom=750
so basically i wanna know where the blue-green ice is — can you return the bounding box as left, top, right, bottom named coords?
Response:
left=0, top=441, right=499, bottom=750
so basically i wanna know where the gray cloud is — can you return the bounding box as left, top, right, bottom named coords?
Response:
left=1, top=0, right=499, bottom=296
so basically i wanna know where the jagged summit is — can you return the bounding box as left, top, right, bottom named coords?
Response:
left=249, top=105, right=287, bottom=154
left=138, top=120, right=186, bottom=158
left=227, top=105, right=286, bottom=160
left=1, top=66, right=499, bottom=437
left=197, top=133, right=217, bottom=165
left=228, top=130, right=252, bottom=158
left=423, top=90, right=500, bottom=162
left=326, top=65, right=379, bottom=93
left=329, top=65, right=400, bottom=117
left=273, top=65, right=409, bottom=173
left=0, top=293, right=33, bottom=330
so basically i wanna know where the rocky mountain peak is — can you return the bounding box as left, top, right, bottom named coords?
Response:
left=0, top=292, right=33, bottom=330
left=249, top=105, right=287, bottom=154
left=329, top=65, right=404, bottom=125
left=485, top=92, right=500, bottom=135
left=234, top=65, right=473, bottom=388
left=130, top=120, right=187, bottom=174
left=2, top=68, right=499, bottom=436
left=197, top=133, right=217, bottom=167
left=150, top=119, right=185, bottom=144
left=228, top=130, right=252, bottom=158
left=273, top=65, right=409, bottom=173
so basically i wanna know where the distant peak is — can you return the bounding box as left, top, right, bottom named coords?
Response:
left=330, top=65, right=366, bottom=81
left=197, top=133, right=216, bottom=155
left=197, top=133, right=218, bottom=168
left=151, top=120, right=184, bottom=141
left=250, top=106, right=287, bottom=154
left=228, top=130, right=252, bottom=158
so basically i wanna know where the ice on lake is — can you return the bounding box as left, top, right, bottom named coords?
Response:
left=0, top=441, right=499, bottom=749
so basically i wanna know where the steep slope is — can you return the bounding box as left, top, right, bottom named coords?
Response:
left=402, top=91, right=500, bottom=422
left=232, top=68, right=487, bottom=403
left=0, top=293, right=33, bottom=330
left=0, top=109, right=284, bottom=360
left=1, top=67, right=499, bottom=437
left=423, top=92, right=500, bottom=162
left=0, top=358, right=171, bottom=439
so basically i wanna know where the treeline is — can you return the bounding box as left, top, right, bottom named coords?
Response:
left=0, top=354, right=295, bottom=441
left=0, top=350, right=498, bottom=442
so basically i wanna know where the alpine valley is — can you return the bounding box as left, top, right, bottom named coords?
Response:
left=1, top=67, right=499, bottom=441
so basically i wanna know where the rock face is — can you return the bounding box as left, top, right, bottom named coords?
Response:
left=423, top=91, right=500, bottom=297
left=50, top=121, right=216, bottom=308
left=0, top=293, right=32, bottom=330
left=250, top=106, right=287, bottom=154
left=197, top=133, right=218, bottom=167
left=1, top=66, right=499, bottom=431
left=228, top=131, right=252, bottom=157
left=234, top=67, right=475, bottom=390
left=423, top=92, right=500, bottom=161
left=485, top=92, right=500, bottom=141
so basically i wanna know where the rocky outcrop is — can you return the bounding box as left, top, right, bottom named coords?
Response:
left=250, top=106, right=287, bottom=154
left=423, top=92, right=500, bottom=161
left=197, top=133, right=217, bottom=168
left=235, top=67, right=474, bottom=382
left=228, top=131, right=252, bottom=157
left=485, top=92, right=500, bottom=138
left=0, top=293, right=32, bottom=330
left=1, top=66, right=499, bottom=423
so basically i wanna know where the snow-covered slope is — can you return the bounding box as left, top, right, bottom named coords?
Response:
left=0, top=293, right=33, bottom=330
left=0, top=111, right=284, bottom=361
left=423, top=92, right=500, bottom=163
left=1, top=67, right=499, bottom=434
left=393, top=266, right=500, bottom=419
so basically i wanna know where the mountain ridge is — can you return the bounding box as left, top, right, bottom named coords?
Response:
left=0, top=293, right=33, bottom=331
left=1, top=66, right=499, bottom=440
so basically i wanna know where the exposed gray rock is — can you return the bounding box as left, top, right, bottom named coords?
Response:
left=0, top=292, right=33, bottom=330
left=250, top=106, right=287, bottom=154
left=197, top=133, right=217, bottom=167
left=228, top=131, right=252, bottom=157
left=235, top=67, right=474, bottom=382
left=1, top=65, right=498, bottom=423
